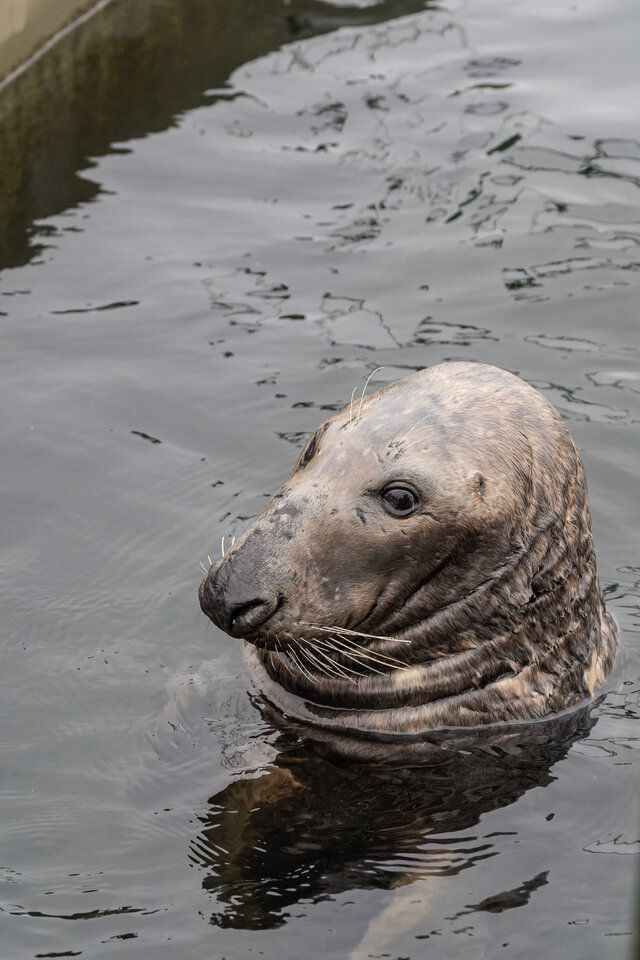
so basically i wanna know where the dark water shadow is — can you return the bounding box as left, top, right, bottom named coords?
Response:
left=189, top=702, right=597, bottom=930
left=0, top=0, right=433, bottom=272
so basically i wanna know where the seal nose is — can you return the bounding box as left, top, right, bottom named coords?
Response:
left=199, top=572, right=279, bottom=638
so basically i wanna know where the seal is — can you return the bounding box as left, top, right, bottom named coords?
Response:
left=199, top=362, right=617, bottom=740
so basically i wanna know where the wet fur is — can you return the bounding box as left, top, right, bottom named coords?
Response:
left=199, top=362, right=617, bottom=740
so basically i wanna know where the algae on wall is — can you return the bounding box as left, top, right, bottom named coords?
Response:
left=0, top=0, right=283, bottom=271
left=0, top=0, right=100, bottom=82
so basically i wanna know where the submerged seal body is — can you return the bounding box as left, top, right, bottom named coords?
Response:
left=199, top=362, right=617, bottom=739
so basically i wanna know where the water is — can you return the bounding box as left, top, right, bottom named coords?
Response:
left=0, top=0, right=638, bottom=957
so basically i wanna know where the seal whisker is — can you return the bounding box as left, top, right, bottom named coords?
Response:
left=221, top=536, right=225, bottom=558
left=273, top=637, right=297, bottom=678
left=279, top=651, right=297, bottom=679
left=285, top=634, right=322, bottom=683
left=357, top=366, right=384, bottom=422
left=400, top=438, right=427, bottom=453
left=288, top=648, right=316, bottom=684
left=348, top=385, right=358, bottom=424
left=316, top=634, right=410, bottom=671
left=300, top=647, right=330, bottom=678
left=314, top=637, right=388, bottom=675
left=300, top=621, right=411, bottom=644
left=312, top=631, right=377, bottom=657
left=199, top=560, right=208, bottom=575
left=306, top=643, right=358, bottom=683
left=392, top=413, right=431, bottom=447
left=307, top=641, right=362, bottom=682
left=325, top=648, right=394, bottom=675
left=332, top=625, right=412, bottom=646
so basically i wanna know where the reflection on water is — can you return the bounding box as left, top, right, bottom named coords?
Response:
left=410, top=316, right=498, bottom=348
left=0, top=0, right=432, bottom=271
left=190, top=705, right=597, bottom=931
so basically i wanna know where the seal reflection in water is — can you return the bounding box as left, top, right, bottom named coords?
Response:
left=199, top=362, right=617, bottom=749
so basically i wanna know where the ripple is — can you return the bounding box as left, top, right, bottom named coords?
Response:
left=503, top=256, right=640, bottom=301
left=409, top=317, right=498, bottom=347
left=583, top=835, right=640, bottom=856
left=525, top=334, right=601, bottom=353
left=50, top=300, right=139, bottom=315
left=9, top=903, right=148, bottom=920
left=528, top=379, right=636, bottom=425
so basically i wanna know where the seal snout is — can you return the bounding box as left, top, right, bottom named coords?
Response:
left=199, top=561, right=281, bottom=640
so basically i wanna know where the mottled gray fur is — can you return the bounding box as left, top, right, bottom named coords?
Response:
left=199, top=362, right=617, bottom=744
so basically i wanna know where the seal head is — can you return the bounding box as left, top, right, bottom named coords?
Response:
left=199, top=362, right=617, bottom=737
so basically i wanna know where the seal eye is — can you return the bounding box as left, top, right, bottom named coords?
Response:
left=381, top=485, right=419, bottom=517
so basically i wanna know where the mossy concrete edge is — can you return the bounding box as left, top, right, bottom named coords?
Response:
left=0, top=0, right=106, bottom=84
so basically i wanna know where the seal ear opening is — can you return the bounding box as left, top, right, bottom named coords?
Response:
left=300, top=432, right=318, bottom=467
left=471, top=472, right=486, bottom=499
left=296, top=421, right=331, bottom=472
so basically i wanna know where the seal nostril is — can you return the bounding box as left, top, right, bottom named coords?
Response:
left=229, top=596, right=280, bottom=637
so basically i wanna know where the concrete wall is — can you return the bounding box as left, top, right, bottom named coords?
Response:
left=0, top=0, right=100, bottom=82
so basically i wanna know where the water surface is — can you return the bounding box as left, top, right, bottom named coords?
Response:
left=0, top=0, right=638, bottom=958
